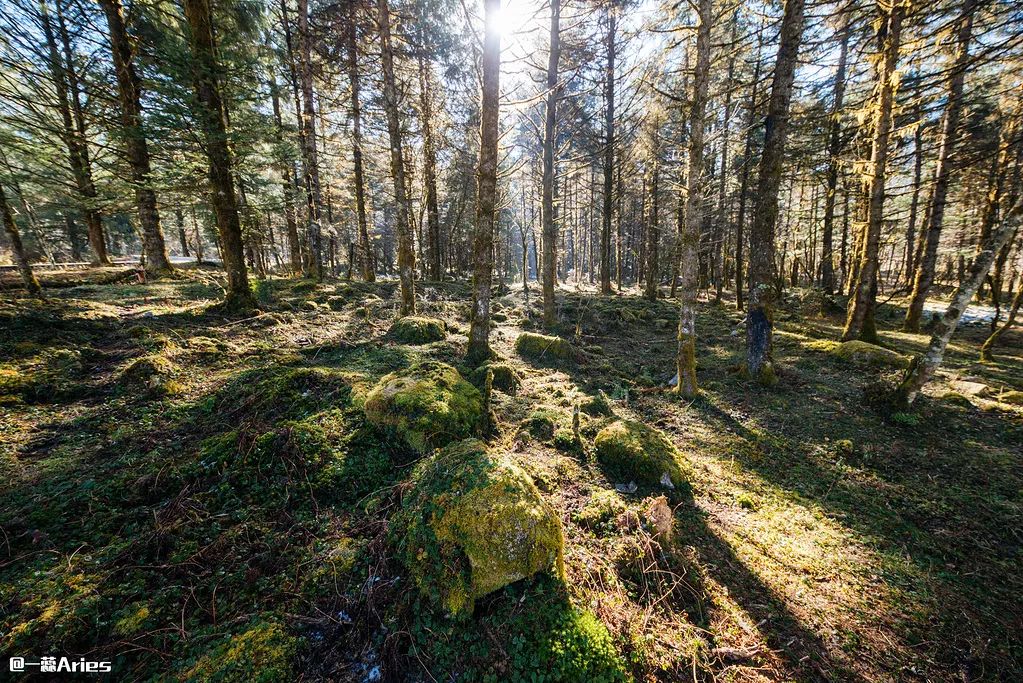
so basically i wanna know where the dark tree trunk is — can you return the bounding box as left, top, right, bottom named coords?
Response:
left=745, top=0, right=806, bottom=384
left=183, top=0, right=254, bottom=311
left=843, top=0, right=905, bottom=342
left=600, top=1, right=616, bottom=295
left=377, top=0, right=415, bottom=313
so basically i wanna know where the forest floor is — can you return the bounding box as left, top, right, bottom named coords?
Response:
left=1, top=266, right=1021, bottom=682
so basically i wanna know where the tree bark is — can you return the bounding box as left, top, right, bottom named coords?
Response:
left=745, top=0, right=805, bottom=384
left=541, top=0, right=561, bottom=326
left=896, top=198, right=1022, bottom=405
left=843, top=0, right=905, bottom=342
left=183, top=0, right=254, bottom=311
left=40, top=0, right=109, bottom=266
left=904, top=0, right=976, bottom=331
left=643, top=139, right=660, bottom=302
left=342, top=13, right=373, bottom=283
left=377, top=0, right=416, bottom=314
left=467, top=0, right=500, bottom=363
left=820, top=14, right=849, bottom=295
left=981, top=269, right=1022, bottom=362
left=676, top=0, right=712, bottom=397
left=296, top=0, right=323, bottom=280
left=417, top=35, right=442, bottom=282
left=1, top=183, right=42, bottom=296
left=99, top=0, right=171, bottom=275
left=599, top=0, right=616, bottom=295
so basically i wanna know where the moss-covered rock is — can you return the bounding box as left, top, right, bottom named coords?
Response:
left=830, top=340, right=909, bottom=368
left=388, top=316, right=447, bottom=344
left=120, top=354, right=178, bottom=396
left=325, top=295, right=346, bottom=311
left=299, top=300, right=320, bottom=312
left=580, top=391, right=614, bottom=417
left=364, top=361, right=482, bottom=454
left=594, top=419, right=690, bottom=490
left=472, top=362, right=521, bottom=395
left=393, top=439, right=565, bottom=616
left=515, top=332, right=575, bottom=362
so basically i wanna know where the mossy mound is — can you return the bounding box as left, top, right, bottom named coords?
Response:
left=998, top=390, right=1023, bottom=406
left=388, top=316, right=447, bottom=344
left=471, top=362, right=521, bottom=394
left=515, top=332, right=575, bottom=362
left=580, top=391, right=615, bottom=417
left=325, top=295, right=346, bottom=311
left=832, top=340, right=909, bottom=368
left=364, top=361, right=482, bottom=454
left=594, top=419, right=690, bottom=490
left=573, top=489, right=627, bottom=531
left=186, top=336, right=236, bottom=356
left=120, top=354, right=178, bottom=396
left=393, top=440, right=564, bottom=616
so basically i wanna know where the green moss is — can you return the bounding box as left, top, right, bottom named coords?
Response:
left=186, top=336, right=235, bottom=356
left=181, top=618, right=297, bottom=682
left=831, top=340, right=909, bottom=368
left=593, top=420, right=691, bottom=491
left=999, top=390, right=1023, bottom=406
left=393, top=439, right=564, bottom=616
left=388, top=316, right=447, bottom=344
left=364, top=361, right=482, bottom=454
left=299, top=300, right=320, bottom=312
left=523, top=408, right=560, bottom=441
left=580, top=391, right=614, bottom=417
left=120, top=354, right=176, bottom=396
left=325, top=295, right=345, bottom=311
left=573, top=489, right=626, bottom=530
left=472, top=362, right=521, bottom=394
left=515, top=332, right=575, bottom=363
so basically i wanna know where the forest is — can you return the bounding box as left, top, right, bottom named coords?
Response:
left=1, top=0, right=1022, bottom=678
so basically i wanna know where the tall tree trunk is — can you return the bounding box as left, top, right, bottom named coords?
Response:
left=542, top=0, right=561, bottom=326
left=843, top=0, right=905, bottom=342
left=1, top=183, right=42, bottom=296
left=176, top=208, right=189, bottom=257
left=183, top=0, right=254, bottom=311
left=895, top=198, right=1022, bottom=405
left=644, top=138, right=660, bottom=302
left=600, top=0, right=616, bottom=295
left=269, top=69, right=302, bottom=274
left=903, top=98, right=924, bottom=287
left=714, top=12, right=736, bottom=303
left=377, top=0, right=415, bottom=313
left=745, top=0, right=806, bottom=384
left=296, top=0, right=323, bottom=280
left=676, top=0, right=712, bottom=397
left=904, top=0, right=976, bottom=331
left=467, top=0, right=501, bottom=363
left=734, top=13, right=766, bottom=311
left=343, top=14, right=373, bottom=282
left=99, top=0, right=171, bottom=275
left=40, top=0, right=109, bottom=266
left=417, top=35, right=442, bottom=281
left=820, top=14, right=849, bottom=295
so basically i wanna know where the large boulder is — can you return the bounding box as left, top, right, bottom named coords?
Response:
left=515, top=332, right=575, bottom=362
left=393, top=440, right=564, bottom=616
left=388, top=316, right=447, bottom=344
left=364, top=361, right=482, bottom=454
left=594, top=420, right=690, bottom=491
